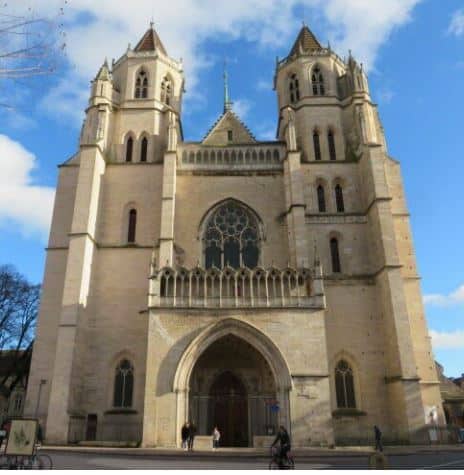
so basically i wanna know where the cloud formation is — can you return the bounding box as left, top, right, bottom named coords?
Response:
left=424, top=284, right=464, bottom=307
left=7, top=0, right=423, bottom=124
left=232, top=99, right=252, bottom=120
left=430, top=330, right=464, bottom=350
left=448, top=9, right=464, bottom=36
left=0, top=135, right=55, bottom=240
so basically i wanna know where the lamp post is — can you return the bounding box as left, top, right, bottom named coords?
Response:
left=34, top=379, right=47, bottom=419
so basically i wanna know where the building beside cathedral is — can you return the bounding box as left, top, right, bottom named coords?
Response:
left=24, top=24, right=444, bottom=447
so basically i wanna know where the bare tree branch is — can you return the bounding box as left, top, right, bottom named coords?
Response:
left=0, top=3, right=67, bottom=106
left=0, top=265, right=40, bottom=398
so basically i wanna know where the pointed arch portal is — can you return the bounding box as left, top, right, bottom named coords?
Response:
left=173, top=318, right=292, bottom=447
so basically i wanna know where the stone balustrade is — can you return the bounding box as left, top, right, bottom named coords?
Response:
left=149, top=265, right=325, bottom=309
left=177, top=144, right=285, bottom=170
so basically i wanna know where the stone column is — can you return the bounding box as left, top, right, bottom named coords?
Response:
left=360, top=144, right=426, bottom=440
left=281, top=107, right=308, bottom=268
left=158, top=150, right=177, bottom=266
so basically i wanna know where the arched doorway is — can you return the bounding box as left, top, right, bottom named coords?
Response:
left=189, top=334, right=278, bottom=447
left=173, top=318, right=293, bottom=448
left=210, top=371, right=248, bottom=446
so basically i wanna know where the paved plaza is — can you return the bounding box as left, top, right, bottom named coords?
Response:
left=42, top=448, right=464, bottom=470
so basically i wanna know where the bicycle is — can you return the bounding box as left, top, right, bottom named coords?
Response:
left=0, top=444, right=53, bottom=469
left=269, top=445, right=295, bottom=470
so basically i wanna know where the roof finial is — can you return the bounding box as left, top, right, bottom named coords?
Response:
left=150, top=18, right=154, bottom=29
left=223, top=59, right=232, bottom=113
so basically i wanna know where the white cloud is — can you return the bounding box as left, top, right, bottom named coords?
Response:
left=430, top=330, right=464, bottom=350
left=256, top=79, right=273, bottom=92
left=448, top=9, right=464, bottom=37
left=424, top=284, right=464, bottom=307
left=0, top=135, right=55, bottom=239
left=4, top=0, right=423, bottom=124
left=1, top=109, right=37, bottom=131
left=232, top=98, right=252, bottom=119
left=39, top=76, right=89, bottom=125
left=256, top=123, right=277, bottom=141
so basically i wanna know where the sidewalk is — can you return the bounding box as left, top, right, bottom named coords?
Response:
left=40, top=444, right=464, bottom=458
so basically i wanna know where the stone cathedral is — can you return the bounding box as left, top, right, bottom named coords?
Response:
left=25, top=24, right=444, bottom=447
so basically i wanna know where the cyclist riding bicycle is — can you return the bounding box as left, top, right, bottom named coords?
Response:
left=271, top=425, right=291, bottom=468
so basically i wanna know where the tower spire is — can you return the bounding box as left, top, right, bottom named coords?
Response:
left=223, top=60, right=232, bottom=113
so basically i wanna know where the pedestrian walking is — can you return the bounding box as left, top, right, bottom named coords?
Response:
left=187, top=421, right=196, bottom=451
left=374, top=425, right=383, bottom=452
left=212, top=426, right=220, bottom=450
left=181, top=422, right=189, bottom=450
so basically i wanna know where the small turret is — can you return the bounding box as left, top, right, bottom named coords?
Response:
left=346, top=52, right=369, bottom=95
left=90, top=58, right=112, bottom=105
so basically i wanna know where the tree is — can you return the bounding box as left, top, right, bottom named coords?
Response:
left=0, top=265, right=40, bottom=397
left=0, top=2, right=67, bottom=107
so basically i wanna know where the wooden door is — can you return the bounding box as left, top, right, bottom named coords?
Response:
left=210, top=371, right=248, bottom=447
left=86, top=414, right=98, bottom=441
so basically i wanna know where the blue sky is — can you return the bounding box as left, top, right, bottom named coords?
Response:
left=0, top=0, right=463, bottom=377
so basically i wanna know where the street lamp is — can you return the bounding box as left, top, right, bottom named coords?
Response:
left=34, top=379, right=47, bottom=419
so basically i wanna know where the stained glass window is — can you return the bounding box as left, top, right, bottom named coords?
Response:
left=204, top=202, right=260, bottom=269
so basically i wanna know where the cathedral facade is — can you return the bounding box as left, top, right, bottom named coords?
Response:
left=25, top=25, right=444, bottom=447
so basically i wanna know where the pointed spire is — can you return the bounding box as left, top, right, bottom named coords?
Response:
left=134, top=22, right=167, bottom=55
left=223, top=60, right=233, bottom=113
left=95, top=58, right=110, bottom=81
left=289, top=24, right=323, bottom=57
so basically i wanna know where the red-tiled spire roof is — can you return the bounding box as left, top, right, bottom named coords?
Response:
left=289, top=25, right=322, bottom=57
left=134, top=25, right=167, bottom=55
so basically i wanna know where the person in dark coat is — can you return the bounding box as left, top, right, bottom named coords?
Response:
left=37, top=423, right=44, bottom=445
left=187, top=421, right=196, bottom=451
left=374, top=425, right=383, bottom=452
left=181, top=422, right=189, bottom=450
left=271, top=425, right=291, bottom=468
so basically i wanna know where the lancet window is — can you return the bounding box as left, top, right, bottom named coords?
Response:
left=203, top=201, right=260, bottom=269
left=113, top=359, right=134, bottom=408
left=312, top=66, right=325, bottom=95
left=135, top=69, right=148, bottom=99
left=140, top=137, right=148, bottom=162
left=330, top=238, right=341, bottom=273
left=161, top=76, right=173, bottom=105
left=313, top=130, right=321, bottom=161
left=317, top=185, right=326, bottom=212
left=289, top=73, right=300, bottom=104
left=328, top=130, right=336, bottom=161
left=335, top=360, right=356, bottom=408
left=127, top=209, right=137, bottom=243
left=125, top=137, right=133, bottom=162
left=335, top=184, right=344, bottom=212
